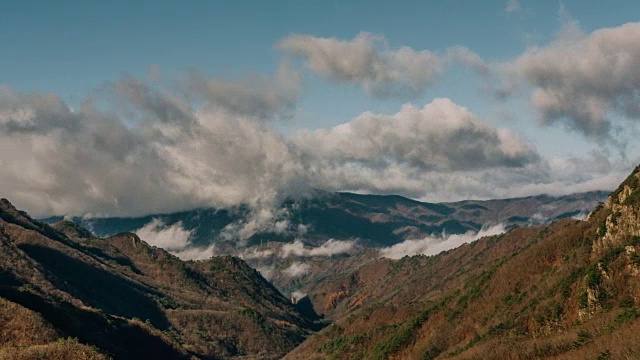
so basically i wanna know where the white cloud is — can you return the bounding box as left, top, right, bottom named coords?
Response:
left=379, top=224, right=507, bottom=259
left=220, top=207, right=300, bottom=243
left=501, top=22, right=640, bottom=140
left=572, top=212, right=589, bottom=221
left=135, top=219, right=193, bottom=251
left=0, top=81, right=309, bottom=217
left=281, top=239, right=355, bottom=258
left=278, top=33, right=491, bottom=98
left=278, top=32, right=443, bottom=98
left=239, top=247, right=276, bottom=260
left=172, top=244, right=216, bottom=261
left=255, top=266, right=274, bottom=280
left=446, top=46, right=490, bottom=75
left=283, top=262, right=311, bottom=278
left=0, top=81, right=624, bottom=220
left=134, top=219, right=215, bottom=260
left=183, top=62, right=301, bottom=121
left=294, top=98, right=539, bottom=171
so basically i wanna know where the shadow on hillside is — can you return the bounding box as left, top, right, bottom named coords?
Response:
left=17, top=244, right=169, bottom=330
left=0, top=285, right=189, bottom=360
left=81, top=245, right=143, bottom=275
left=295, top=297, right=328, bottom=332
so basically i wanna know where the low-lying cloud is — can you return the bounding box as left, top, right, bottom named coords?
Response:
left=281, top=239, right=356, bottom=258
left=283, top=262, right=310, bottom=278
left=135, top=219, right=193, bottom=252
left=379, top=224, right=507, bottom=259
left=135, top=219, right=215, bottom=261
left=171, top=244, right=216, bottom=261
left=238, top=238, right=356, bottom=260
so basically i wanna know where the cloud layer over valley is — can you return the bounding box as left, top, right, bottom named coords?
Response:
left=379, top=224, right=507, bottom=259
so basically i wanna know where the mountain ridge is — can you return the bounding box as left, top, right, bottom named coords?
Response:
left=1, top=182, right=634, bottom=359
left=40, top=190, right=608, bottom=248
left=0, top=198, right=316, bottom=359
left=283, top=166, right=640, bottom=359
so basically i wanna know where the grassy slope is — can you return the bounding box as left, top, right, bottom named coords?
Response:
left=285, top=167, right=640, bottom=359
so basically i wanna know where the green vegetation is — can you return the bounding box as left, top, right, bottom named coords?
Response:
left=571, top=329, right=592, bottom=348
left=370, top=309, right=432, bottom=360
left=615, top=307, right=639, bottom=324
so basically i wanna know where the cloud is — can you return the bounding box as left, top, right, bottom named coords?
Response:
left=135, top=219, right=193, bottom=251
left=294, top=98, right=539, bottom=171
left=0, top=81, right=623, bottom=220
left=114, top=75, right=197, bottom=127
left=255, top=266, right=274, bottom=280
left=183, top=62, right=301, bottom=121
left=283, top=262, right=310, bottom=278
left=504, top=0, right=520, bottom=13
left=219, top=207, right=307, bottom=244
left=0, top=87, right=82, bottom=133
left=134, top=219, right=215, bottom=260
left=172, top=244, right=216, bottom=261
left=278, top=32, right=443, bottom=98
left=237, top=238, right=355, bottom=259
left=281, top=239, right=355, bottom=258
left=446, top=47, right=490, bottom=75
left=277, top=33, right=490, bottom=97
left=239, top=247, right=276, bottom=260
left=379, top=224, right=507, bottom=259
left=501, top=22, right=640, bottom=140
left=0, top=80, right=309, bottom=217
left=572, top=212, right=589, bottom=221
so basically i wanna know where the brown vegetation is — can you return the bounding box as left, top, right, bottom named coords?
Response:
left=284, top=166, right=640, bottom=359
left=0, top=199, right=315, bottom=359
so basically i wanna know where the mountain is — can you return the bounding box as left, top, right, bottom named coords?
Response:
left=38, top=191, right=608, bottom=318
left=0, top=199, right=315, bottom=359
left=2, top=184, right=626, bottom=359
left=239, top=191, right=608, bottom=301
left=42, top=191, right=608, bottom=249
left=283, top=166, right=640, bottom=359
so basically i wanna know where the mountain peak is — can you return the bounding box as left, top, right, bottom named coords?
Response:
left=590, top=165, right=640, bottom=255
left=609, top=164, right=640, bottom=207
left=52, top=220, right=96, bottom=241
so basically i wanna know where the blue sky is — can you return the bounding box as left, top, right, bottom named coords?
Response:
left=2, top=0, right=640, bottom=216
left=1, top=1, right=634, bottom=103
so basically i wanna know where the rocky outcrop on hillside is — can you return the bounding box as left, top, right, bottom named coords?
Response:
left=594, top=165, right=640, bottom=253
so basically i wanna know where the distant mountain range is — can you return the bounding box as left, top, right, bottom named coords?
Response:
left=42, top=190, right=608, bottom=248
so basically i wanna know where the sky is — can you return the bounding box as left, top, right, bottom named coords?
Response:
left=2, top=0, right=640, bottom=217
